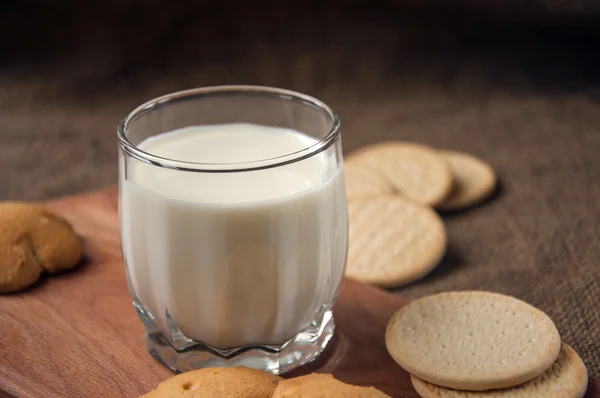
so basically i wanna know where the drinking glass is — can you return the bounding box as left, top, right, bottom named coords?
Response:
left=117, top=86, right=348, bottom=374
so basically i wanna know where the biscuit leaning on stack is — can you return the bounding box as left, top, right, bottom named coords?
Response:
left=344, top=142, right=497, bottom=288
left=384, top=291, right=588, bottom=397
left=140, top=368, right=390, bottom=397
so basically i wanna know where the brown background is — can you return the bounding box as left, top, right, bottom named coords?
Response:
left=0, top=1, right=598, bottom=380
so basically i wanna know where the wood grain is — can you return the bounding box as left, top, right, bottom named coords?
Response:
left=0, top=187, right=597, bottom=398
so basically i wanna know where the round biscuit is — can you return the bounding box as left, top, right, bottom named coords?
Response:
left=346, top=142, right=452, bottom=206
left=344, top=162, right=394, bottom=201
left=385, top=291, right=561, bottom=391
left=437, top=151, right=497, bottom=211
left=347, top=196, right=446, bottom=287
left=271, top=373, right=390, bottom=397
left=141, top=366, right=281, bottom=397
left=410, top=343, right=587, bottom=398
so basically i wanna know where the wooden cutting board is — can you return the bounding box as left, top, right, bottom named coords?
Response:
left=0, top=187, right=597, bottom=398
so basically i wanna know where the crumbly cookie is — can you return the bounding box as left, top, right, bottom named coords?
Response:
left=271, top=373, right=390, bottom=397
left=346, top=143, right=452, bottom=206
left=0, top=202, right=82, bottom=293
left=437, top=151, right=497, bottom=210
left=410, top=343, right=588, bottom=398
left=344, top=162, right=394, bottom=201
left=347, top=196, right=446, bottom=287
left=140, top=367, right=281, bottom=397
left=385, top=291, right=561, bottom=391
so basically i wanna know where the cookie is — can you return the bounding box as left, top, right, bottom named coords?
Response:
left=385, top=291, right=561, bottom=391
left=344, top=162, right=394, bottom=201
left=346, top=143, right=452, bottom=206
left=410, top=343, right=588, bottom=398
left=0, top=202, right=82, bottom=293
left=271, top=373, right=390, bottom=397
left=347, top=196, right=446, bottom=287
left=437, top=151, right=496, bottom=210
left=141, top=366, right=281, bottom=397
left=0, top=234, right=44, bottom=294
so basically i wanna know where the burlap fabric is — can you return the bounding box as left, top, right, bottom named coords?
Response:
left=0, top=3, right=598, bottom=378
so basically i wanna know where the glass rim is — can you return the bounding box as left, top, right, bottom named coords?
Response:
left=117, top=85, right=341, bottom=173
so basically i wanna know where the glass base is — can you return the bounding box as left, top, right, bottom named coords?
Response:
left=141, top=307, right=335, bottom=375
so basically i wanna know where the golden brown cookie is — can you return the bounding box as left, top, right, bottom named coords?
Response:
left=271, top=373, right=390, bottom=398
left=346, top=143, right=453, bottom=206
left=0, top=202, right=82, bottom=293
left=437, top=151, right=497, bottom=211
left=140, top=367, right=281, bottom=398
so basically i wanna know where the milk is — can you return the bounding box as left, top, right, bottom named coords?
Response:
left=120, top=123, right=347, bottom=349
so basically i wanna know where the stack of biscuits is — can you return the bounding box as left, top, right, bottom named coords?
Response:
left=385, top=291, right=589, bottom=397
left=344, top=142, right=497, bottom=288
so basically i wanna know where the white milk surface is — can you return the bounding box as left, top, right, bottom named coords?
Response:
left=120, top=123, right=347, bottom=349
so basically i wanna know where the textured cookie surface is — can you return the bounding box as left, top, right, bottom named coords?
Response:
left=347, top=196, right=446, bottom=287
left=386, top=291, right=561, bottom=391
left=0, top=202, right=82, bottom=293
left=344, top=162, right=394, bottom=201
left=346, top=142, right=452, bottom=206
left=271, top=373, right=390, bottom=398
left=437, top=151, right=496, bottom=210
left=410, top=343, right=588, bottom=398
left=140, top=367, right=281, bottom=398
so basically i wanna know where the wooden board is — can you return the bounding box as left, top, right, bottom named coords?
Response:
left=0, top=187, right=597, bottom=398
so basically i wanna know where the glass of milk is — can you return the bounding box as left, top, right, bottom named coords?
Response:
left=117, top=86, right=348, bottom=374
